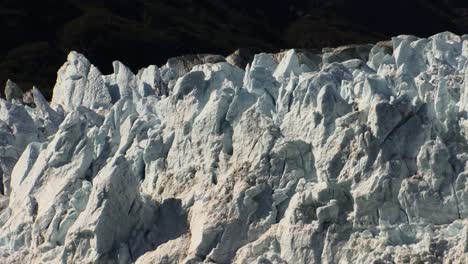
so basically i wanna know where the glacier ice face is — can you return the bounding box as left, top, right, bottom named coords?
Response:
left=0, top=32, right=468, bottom=264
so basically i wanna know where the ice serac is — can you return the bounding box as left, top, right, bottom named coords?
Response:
left=104, top=61, right=139, bottom=102
left=0, top=99, right=40, bottom=197
left=51, top=51, right=112, bottom=112
left=273, top=49, right=302, bottom=82
left=31, top=87, right=64, bottom=136
left=4, top=80, right=23, bottom=103
left=1, top=32, right=468, bottom=264
left=136, top=65, right=162, bottom=97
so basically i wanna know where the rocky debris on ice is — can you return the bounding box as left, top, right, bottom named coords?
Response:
left=0, top=31, right=467, bottom=264
left=322, top=44, right=374, bottom=64
left=158, top=54, right=226, bottom=96
left=226, top=48, right=258, bottom=69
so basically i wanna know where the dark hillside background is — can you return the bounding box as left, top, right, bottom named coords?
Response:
left=0, top=0, right=467, bottom=99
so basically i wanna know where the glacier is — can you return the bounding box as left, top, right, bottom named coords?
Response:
left=0, top=32, right=467, bottom=263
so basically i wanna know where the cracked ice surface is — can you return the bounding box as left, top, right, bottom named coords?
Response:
left=0, top=32, right=467, bottom=264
